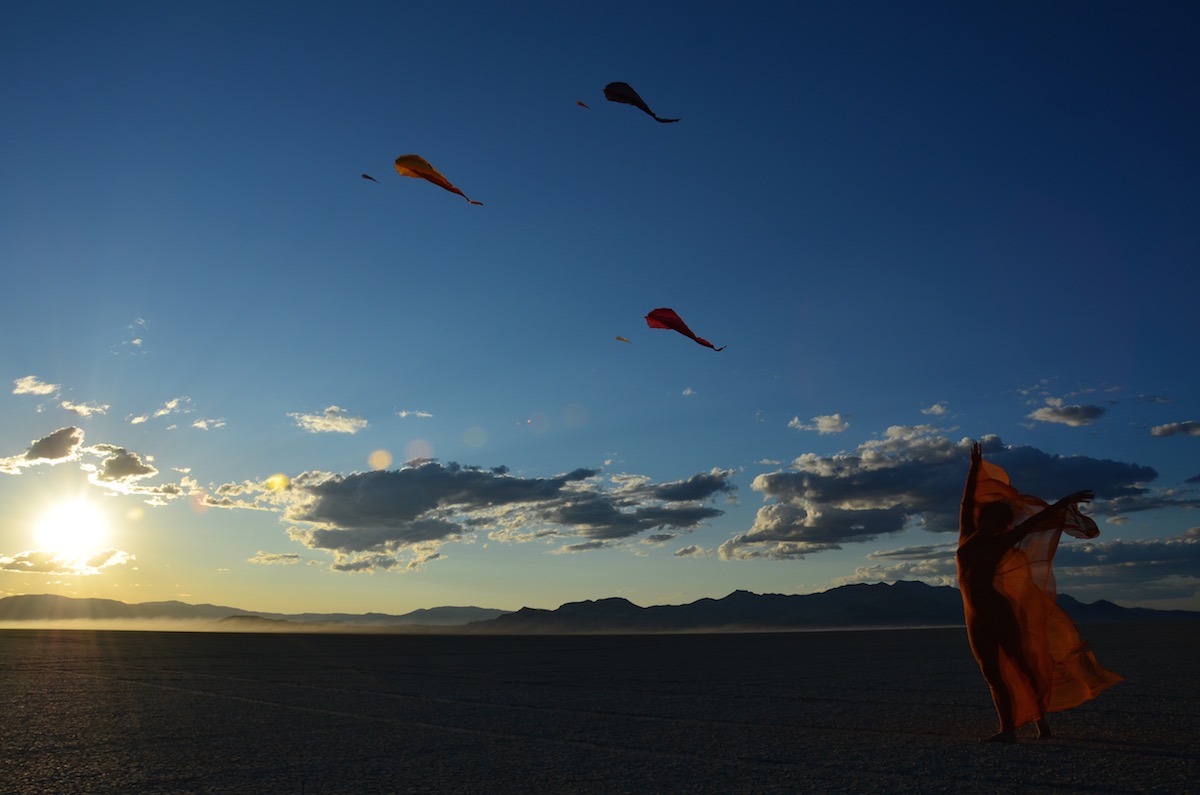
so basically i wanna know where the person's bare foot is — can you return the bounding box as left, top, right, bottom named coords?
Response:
left=982, top=730, right=1017, bottom=743
left=1036, top=718, right=1052, bottom=739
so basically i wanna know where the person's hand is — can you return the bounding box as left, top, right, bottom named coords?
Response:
left=1058, top=490, right=1094, bottom=506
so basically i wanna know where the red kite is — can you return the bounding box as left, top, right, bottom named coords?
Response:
left=394, top=155, right=483, bottom=205
left=361, top=173, right=380, bottom=183
left=645, top=308, right=723, bottom=350
left=604, top=82, right=679, bottom=123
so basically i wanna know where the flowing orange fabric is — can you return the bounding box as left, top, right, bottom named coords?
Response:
left=957, top=461, right=1121, bottom=728
left=394, top=155, right=483, bottom=205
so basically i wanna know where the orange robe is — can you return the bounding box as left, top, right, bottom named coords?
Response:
left=957, top=461, right=1122, bottom=728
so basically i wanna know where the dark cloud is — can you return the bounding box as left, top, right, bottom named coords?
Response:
left=721, top=427, right=1162, bottom=562
left=1, top=427, right=85, bottom=474
left=279, top=461, right=733, bottom=571
left=1027, top=401, right=1106, bottom=427
left=556, top=540, right=610, bottom=553
left=89, top=444, right=158, bottom=483
left=25, top=426, right=84, bottom=462
left=842, top=531, right=1200, bottom=603
left=638, top=470, right=736, bottom=502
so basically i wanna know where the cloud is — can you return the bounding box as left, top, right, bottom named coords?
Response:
left=553, top=540, right=610, bottom=554
left=290, top=406, right=368, bottom=434
left=12, top=375, right=60, bottom=396
left=720, top=427, right=1159, bottom=562
left=397, top=410, right=433, bottom=419
left=112, top=317, right=149, bottom=355
left=788, top=413, right=849, bottom=434
left=192, top=418, right=226, bottom=430
left=838, top=531, right=1200, bottom=603
left=25, top=427, right=85, bottom=462
left=833, top=543, right=959, bottom=588
left=87, top=444, right=158, bottom=484
left=1150, top=421, right=1200, bottom=437
left=0, top=426, right=86, bottom=473
left=0, top=548, right=133, bottom=575
left=0, top=427, right=182, bottom=502
left=1027, top=397, right=1105, bottom=427
left=921, top=402, right=947, bottom=416
left=248, top=551, right=302, bottom=565
left=60, top=400, right=110, bottom=417
left=260, top=461, right=734, bottom=571
left=130, top=396, right=193, bottom=425
left=682, top=387, right=695, bottom=397
left=674, top=545, right=710, bottom=558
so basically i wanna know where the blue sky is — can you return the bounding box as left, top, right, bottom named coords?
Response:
left=2, top=1, right=1198, bottom=615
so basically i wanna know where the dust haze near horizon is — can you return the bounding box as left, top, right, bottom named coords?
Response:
left=2, top=3, right=1198, bottom=616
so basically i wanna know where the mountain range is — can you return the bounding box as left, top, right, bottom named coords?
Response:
left=1, top=581, right=1196, bottom=633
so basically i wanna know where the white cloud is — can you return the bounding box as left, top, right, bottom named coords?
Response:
left=397, top=410, right=433, bottom=419
left=0, top=548, right=134, bottom=575
left=1150, top=421, right=1200, bottom=437
left=921, top=402, right=947, bottom=416
left=290, top=406, right=368, bottom=434
left=130, top=396, right=193, bottom=425
left=60, top=400, right=110, bottom=417
left=248, top=551, right=302, bottom=565
left=788, top=413, right=849, bottom=434
left=13, top=375, right=59, bottom=396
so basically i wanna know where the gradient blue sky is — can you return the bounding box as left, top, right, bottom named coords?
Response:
left=3, top=2, right=1198, bottom=615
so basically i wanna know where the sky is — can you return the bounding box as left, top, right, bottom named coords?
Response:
left=2, top=1, right=1198, bottom=616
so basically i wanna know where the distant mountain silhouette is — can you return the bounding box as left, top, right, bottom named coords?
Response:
left=2, top=583, right=1195, bottom=633
left=461, top=581, right=1200, bottom=634
left=0, top=594, right=508, bottom=627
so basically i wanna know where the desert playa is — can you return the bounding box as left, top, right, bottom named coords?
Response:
left=1, top=623, right=1195, bottom=794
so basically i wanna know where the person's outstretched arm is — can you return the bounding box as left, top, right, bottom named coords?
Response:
left=1000, top=489, right=1094, bottom=547
left=960, top=442, right=982, bottom=539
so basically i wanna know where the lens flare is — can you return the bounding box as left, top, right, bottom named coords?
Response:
left=405, top=439, right=433, bottom=462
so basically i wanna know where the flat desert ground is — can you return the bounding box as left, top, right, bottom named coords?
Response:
left=1, top=623, right=1195, bottom=793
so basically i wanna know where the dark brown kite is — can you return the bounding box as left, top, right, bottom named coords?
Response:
left=604, top=82, right=679, bottom=123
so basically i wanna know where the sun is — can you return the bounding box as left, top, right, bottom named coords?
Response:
left=34, top=498, right=110, bottom=561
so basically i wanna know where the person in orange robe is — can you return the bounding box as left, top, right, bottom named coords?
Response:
left=958, top=442, right=1122, bottom=742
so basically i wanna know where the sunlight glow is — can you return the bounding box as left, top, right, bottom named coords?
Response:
left=265, top=473, right=290, bottom=491
left=34, top=498, right=109, bottom=560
